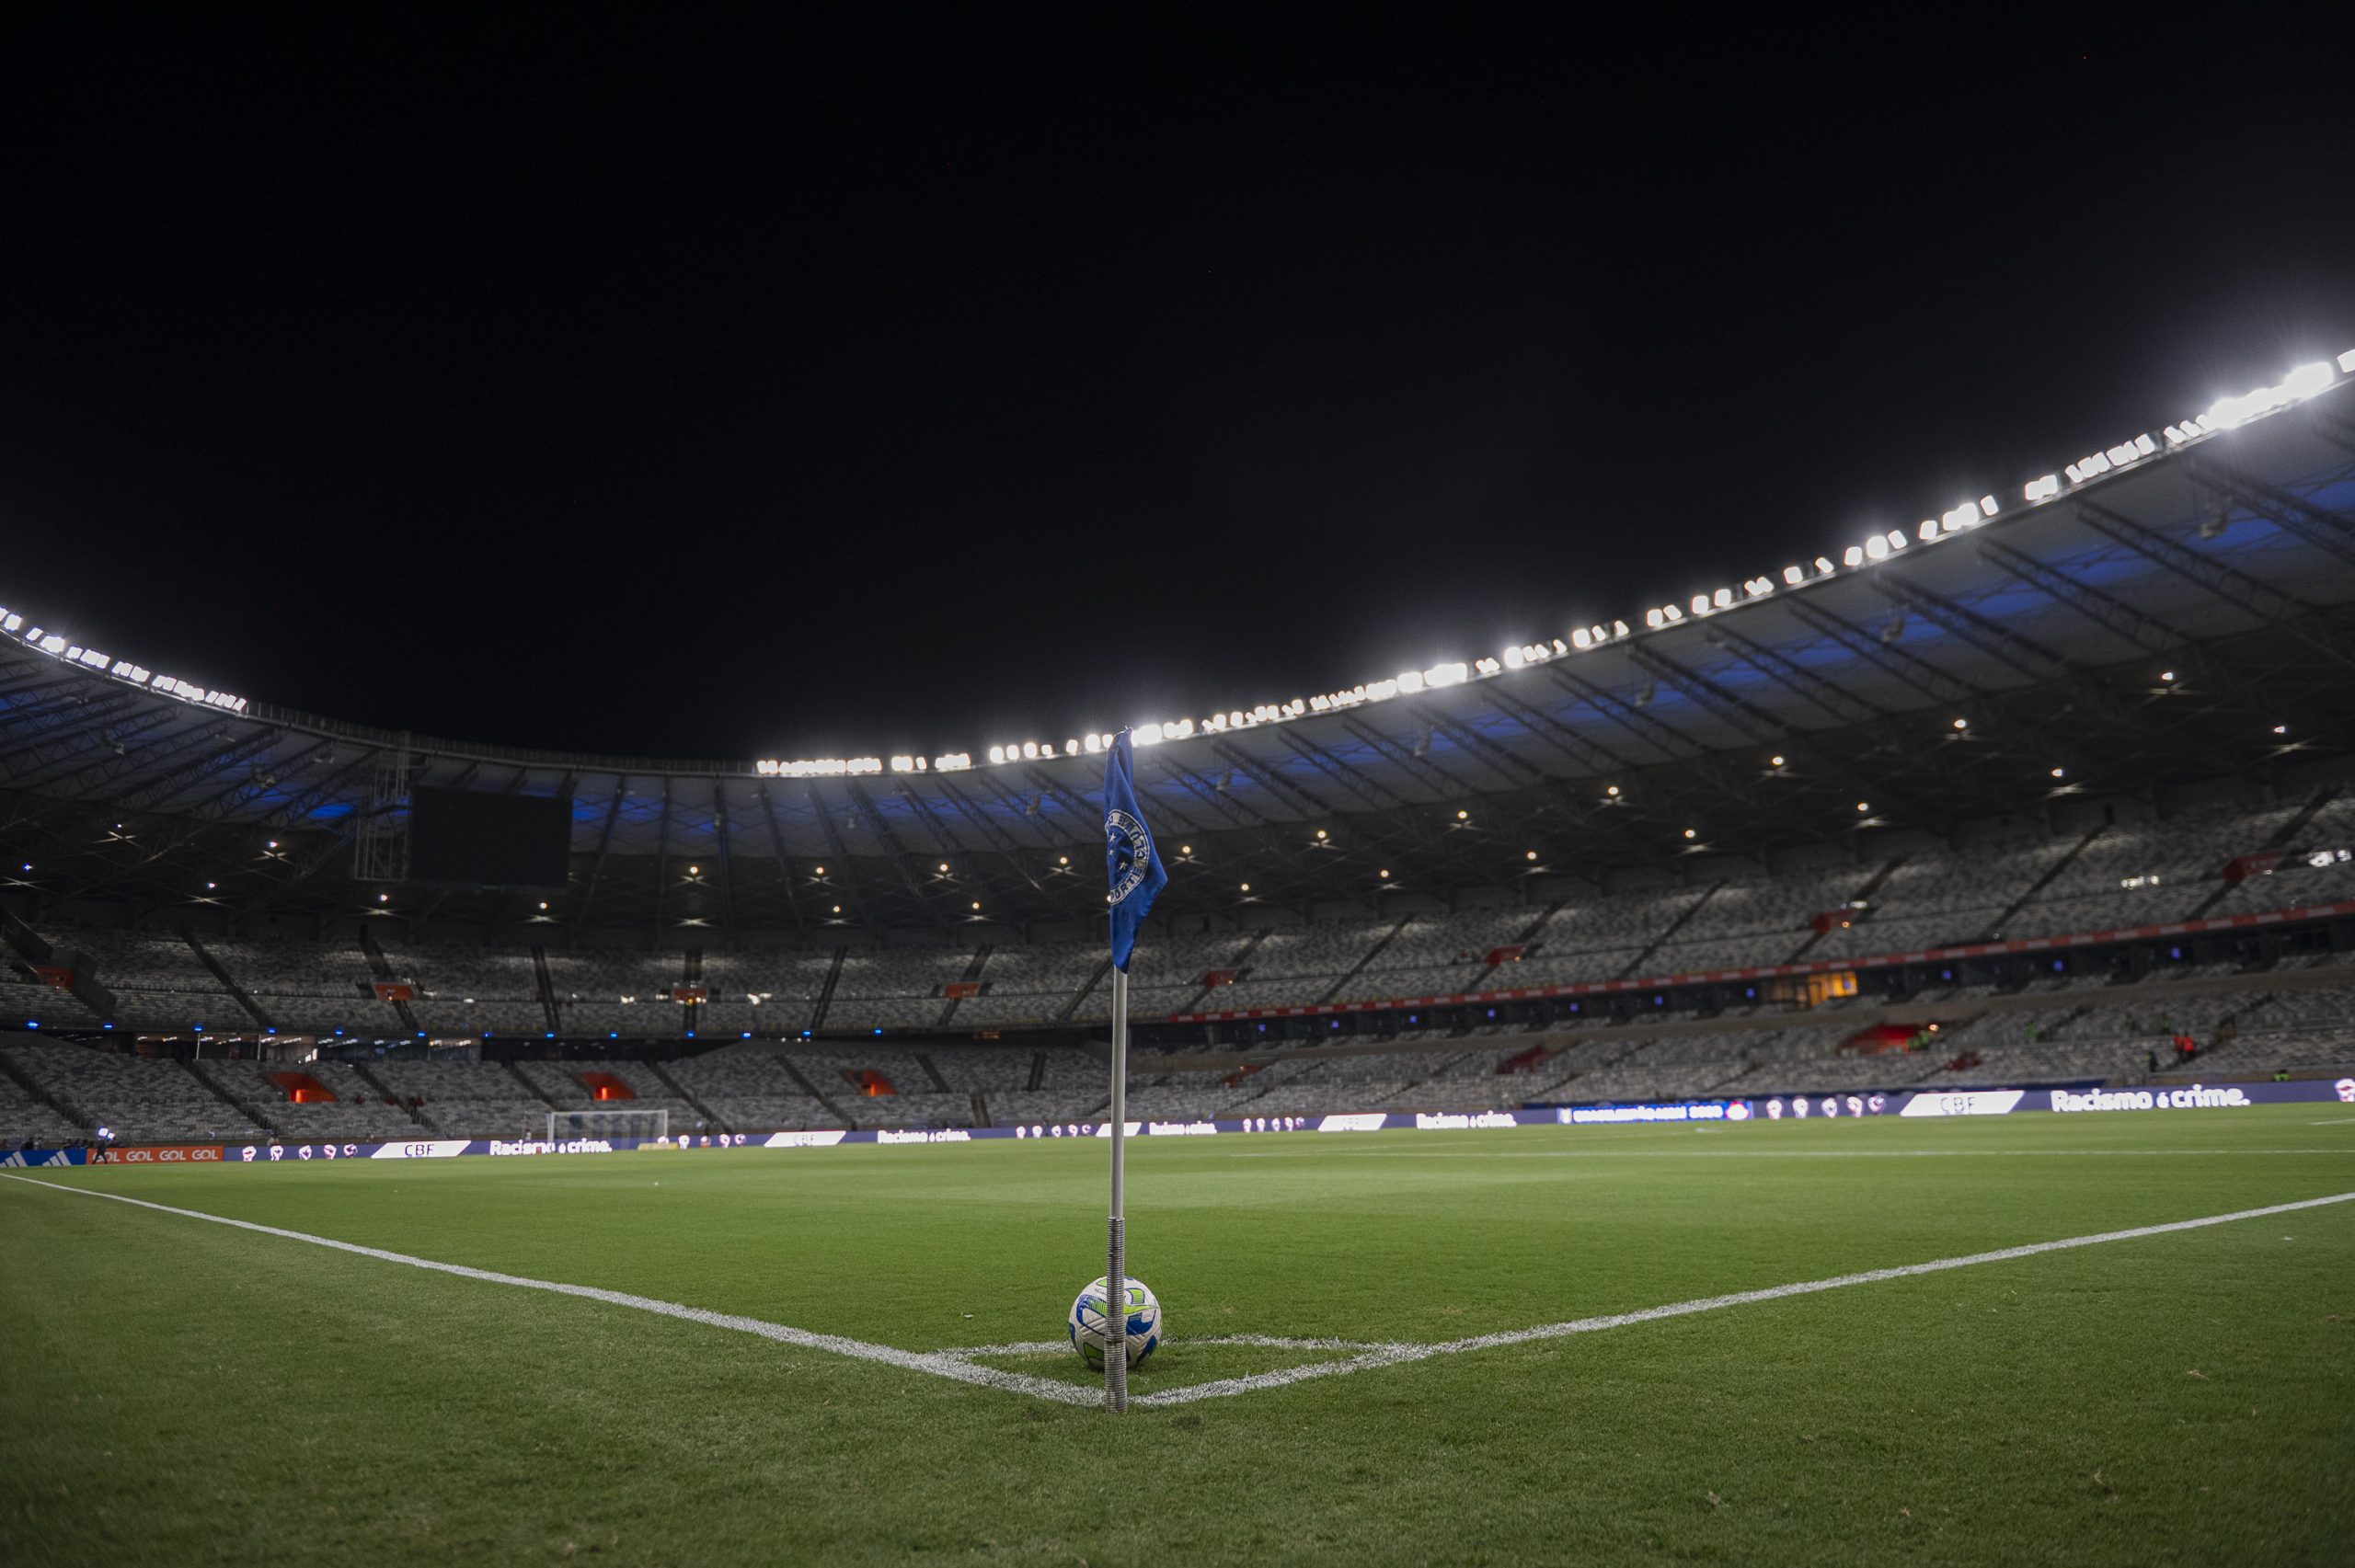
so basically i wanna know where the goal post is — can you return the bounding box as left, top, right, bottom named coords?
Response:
left=546, top=1107, right=670, bottom=1142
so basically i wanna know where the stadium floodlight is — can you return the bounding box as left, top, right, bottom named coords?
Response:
left=1843, top=545, right=1864, bottom=567
left=2340, top=349, right=2355, bottom=373
left=1865, top=536, right=1889, bottom=562
left=1644, top=609, right=1664, bottom=629
left=1690, top=594, right=1710, bottom=615
left=2283, top=361, right=2335, bottom=398
left=2024, top=475, right=2062, bottom=500
left=1919, top=521, right=1939, bottom=542
left=1712, top=587, right=1733, bottom=609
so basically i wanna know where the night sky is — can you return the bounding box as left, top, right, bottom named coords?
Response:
left=5, top=7, right=2351, bottom=764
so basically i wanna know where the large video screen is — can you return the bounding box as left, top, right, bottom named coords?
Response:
left=407, top=788, right=573, bottom=889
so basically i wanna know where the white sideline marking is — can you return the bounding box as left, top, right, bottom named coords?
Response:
left=1132, top=1188, right=2355, bottom=1407
left=0, top=1173, right=1098, bottom=1408
left=6, top=1173, right=2351, bottom=1411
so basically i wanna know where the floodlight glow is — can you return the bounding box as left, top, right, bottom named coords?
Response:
left=2283, top=361, right=2334, bottom=398
left=12, top=353, right=2338, bottom=786
left=2340, top=349, right=2355, bottom=373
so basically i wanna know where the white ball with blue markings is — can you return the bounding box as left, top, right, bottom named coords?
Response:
left=1069, top=1276, right=1162, bottom=1368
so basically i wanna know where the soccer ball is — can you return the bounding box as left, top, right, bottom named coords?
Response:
left=1068, top=1276, right=1162, bottom=1368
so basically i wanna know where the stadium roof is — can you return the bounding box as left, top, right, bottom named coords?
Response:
left=4, top=365, right=2354, bottom=940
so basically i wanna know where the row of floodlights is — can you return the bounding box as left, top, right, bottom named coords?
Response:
left=4, top=355, right=2344, bottom=781
left=741, top=352, right=2351, bottom=775
left=0, top=611, right=247, bottom=714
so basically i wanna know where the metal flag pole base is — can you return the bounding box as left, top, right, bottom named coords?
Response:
left=1105, top=1215, right=1128, bottom=1413
left=1106, top=964, right=1129, bottom=1413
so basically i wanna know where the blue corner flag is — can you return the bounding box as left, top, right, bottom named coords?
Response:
left=1103, top=729, right=1167, bottom=973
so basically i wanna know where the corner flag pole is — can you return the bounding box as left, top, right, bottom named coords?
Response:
left=1100, top=727, right=1163, bottom=1416
left=1107, top=963, right=1129, bottom=1413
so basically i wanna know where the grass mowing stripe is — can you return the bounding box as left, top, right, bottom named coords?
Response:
left=1230, top=1146, right=2355, bottom=1160
left=1133, top=1187, right=2355, bottom=1406
left=0, top=1172, right=1099, bottom=1408
left=12, top=1171, right=2346, bottom=1414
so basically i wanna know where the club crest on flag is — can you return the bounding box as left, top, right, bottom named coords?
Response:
left=1106, top=809, right=1152, bottom=907
left=1101, top=730, right=1167, bottom=974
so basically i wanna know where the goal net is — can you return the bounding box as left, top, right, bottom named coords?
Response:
left=546, top=1107, right=670, bottom=1141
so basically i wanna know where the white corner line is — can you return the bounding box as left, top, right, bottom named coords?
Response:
left=7, top=1173, right=2350, bottom=1411
left=0, top=1173, right=1099, bottom=1407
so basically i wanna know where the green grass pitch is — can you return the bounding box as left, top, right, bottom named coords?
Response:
left=5, top=1106, right=2352, bottom=1564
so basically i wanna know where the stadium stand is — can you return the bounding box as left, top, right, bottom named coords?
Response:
left=3, top=1041, right=270, bottom=1144
left=3, top=360, right=2351, bottom=1144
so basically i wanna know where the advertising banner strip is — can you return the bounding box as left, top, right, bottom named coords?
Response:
left=29, top=1076, right=2348, bottom=1170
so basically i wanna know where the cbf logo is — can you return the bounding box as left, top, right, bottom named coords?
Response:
left=1106, top=808, right=1152, bottom=907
